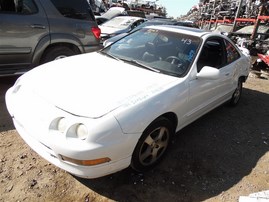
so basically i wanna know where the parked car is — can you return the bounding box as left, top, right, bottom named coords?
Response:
left=103, top=18, right=189, bottom=47
left=95, top=7, right=146, bottom=25
left=174, top=21, right=199, bottom=28
left=95, top=7, right=127, bottom=25
left=6, top=25, right=251, bottom=179
left=99, top=16, right=146, bottom=43
left=235, top=25, right=269, bottom=40
left=230, top=25, right=269, bottom=55
left=0, top=0, right=101, bottom=76
left=95, top=15, right=109, bottom=25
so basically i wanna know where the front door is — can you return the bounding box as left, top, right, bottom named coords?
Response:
left=186, top=37, right=233, bottom=123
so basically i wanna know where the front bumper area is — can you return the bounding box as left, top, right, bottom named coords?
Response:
left=12, top=116, right=132, bottom=179
left=5, top=85, right=140, bottom=179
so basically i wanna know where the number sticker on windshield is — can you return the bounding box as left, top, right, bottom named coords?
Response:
left=181, top=38, right=192, bottom=45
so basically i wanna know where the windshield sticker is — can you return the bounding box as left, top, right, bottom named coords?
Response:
left=187, top=50, right=195, bottom=62
left=147, top=29, right=159, bottom=34
left=181, top=38, right=192, bottom=45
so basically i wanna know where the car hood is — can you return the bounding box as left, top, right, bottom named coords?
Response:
left=22, top=52, right=177, bottom=118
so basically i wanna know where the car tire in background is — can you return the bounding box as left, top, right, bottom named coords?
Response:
left=40, top=46, right=79, bottom=64
left=131, top=117, right=174, bottom=172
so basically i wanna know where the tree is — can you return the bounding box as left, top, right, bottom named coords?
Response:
left=162, top=6, right=167, bottom=17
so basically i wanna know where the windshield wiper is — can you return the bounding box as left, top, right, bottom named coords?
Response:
left=99, top=51, right=121, bottom=61
left=99, top=52, right=160, bottom=73
left=120, top=58, right=160, bottom=73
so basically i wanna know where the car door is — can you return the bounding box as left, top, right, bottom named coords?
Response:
left=0, top=0, right=49, bottom=74
left=185, top=37, right=233, bottom=123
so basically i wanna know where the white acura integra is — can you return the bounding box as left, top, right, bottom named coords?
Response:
left=6, top=25, right=251, bottom=179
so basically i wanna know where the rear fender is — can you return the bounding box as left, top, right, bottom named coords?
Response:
left=32, top=34, right=83, bottom=67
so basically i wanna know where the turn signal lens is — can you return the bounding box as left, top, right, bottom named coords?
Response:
left=61, top=155, right=111, bottom=166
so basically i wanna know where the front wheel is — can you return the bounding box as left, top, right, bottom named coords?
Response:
left=230, top=79, right=243, bottom=106
left=131, top=117, right=174, bottom=172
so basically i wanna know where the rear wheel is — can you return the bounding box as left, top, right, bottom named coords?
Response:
left=230, top=79, right=243, bottom=106
left=40, top=46, right=78, bottom=64
left=131, top=117, right=174, bottom=172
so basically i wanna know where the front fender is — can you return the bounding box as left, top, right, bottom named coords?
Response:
left=113, top=82, right=188, bottom=134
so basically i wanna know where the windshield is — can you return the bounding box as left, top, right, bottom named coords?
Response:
left=101, top=28, right=201, bottom=77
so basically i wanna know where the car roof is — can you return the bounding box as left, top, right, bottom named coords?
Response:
left=112, top=16, right=143, bottom=20
left=135, top=19, right=176, bottom=27
left=145, top=25, right=211, bottom=38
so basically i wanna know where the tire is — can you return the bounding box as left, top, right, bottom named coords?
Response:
left=230, top=79, right=243, bottom=106
left=131, top=117, right=174, bottom=172
left=40, top=46, right=78, bottom=64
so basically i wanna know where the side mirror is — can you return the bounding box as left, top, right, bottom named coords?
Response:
left=197, top=66, right=220, bottom=80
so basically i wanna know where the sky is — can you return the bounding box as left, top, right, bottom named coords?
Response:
left=157, top=0, right=199, bottom=18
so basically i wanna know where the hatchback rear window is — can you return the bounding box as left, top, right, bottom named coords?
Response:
left=50, top=0, right=95, bottom=20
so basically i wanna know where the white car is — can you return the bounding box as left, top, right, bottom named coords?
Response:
left=6, top=25, right=251, bottom=179
left=99, top=16, right=146, bottom=43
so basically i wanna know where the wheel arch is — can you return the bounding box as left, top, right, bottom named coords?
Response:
left=31, top=35, right=51, bottom=67
left=49, top=33, right=84, bottom=53
left=130, top=111, right=178, bottom=172
left=32, top=34, right=82, bottom=67
left=41, top=43, right=81, bottom=58
left=148, top=112, right=178, bottom=133
left=159, top=112, right=178, bottom=132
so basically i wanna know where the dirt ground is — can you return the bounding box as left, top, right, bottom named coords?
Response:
left=1, top=72, right=269, bottom=202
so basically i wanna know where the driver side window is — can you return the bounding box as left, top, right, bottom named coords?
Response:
left=197, top=38, right=225, bottom=72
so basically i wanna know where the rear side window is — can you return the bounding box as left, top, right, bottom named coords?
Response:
left=50, top=0, right=95, bottom=21
left=224, top=39, right=240, bottom=64
left=0, top=0, right=38, bottom=14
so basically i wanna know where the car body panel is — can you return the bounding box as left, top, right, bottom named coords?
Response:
left=5, top=26, right=251, bottom=179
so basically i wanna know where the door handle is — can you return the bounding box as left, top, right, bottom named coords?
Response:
left=31, top=24, right=46, bottom=29
left=225, top=73, right=230, bottom=76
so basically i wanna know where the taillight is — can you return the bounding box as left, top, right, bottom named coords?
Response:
left=92, top=27, right=101, bottom=39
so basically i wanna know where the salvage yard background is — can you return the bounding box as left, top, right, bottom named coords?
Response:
left=1, top=74, right=269, bottom=202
